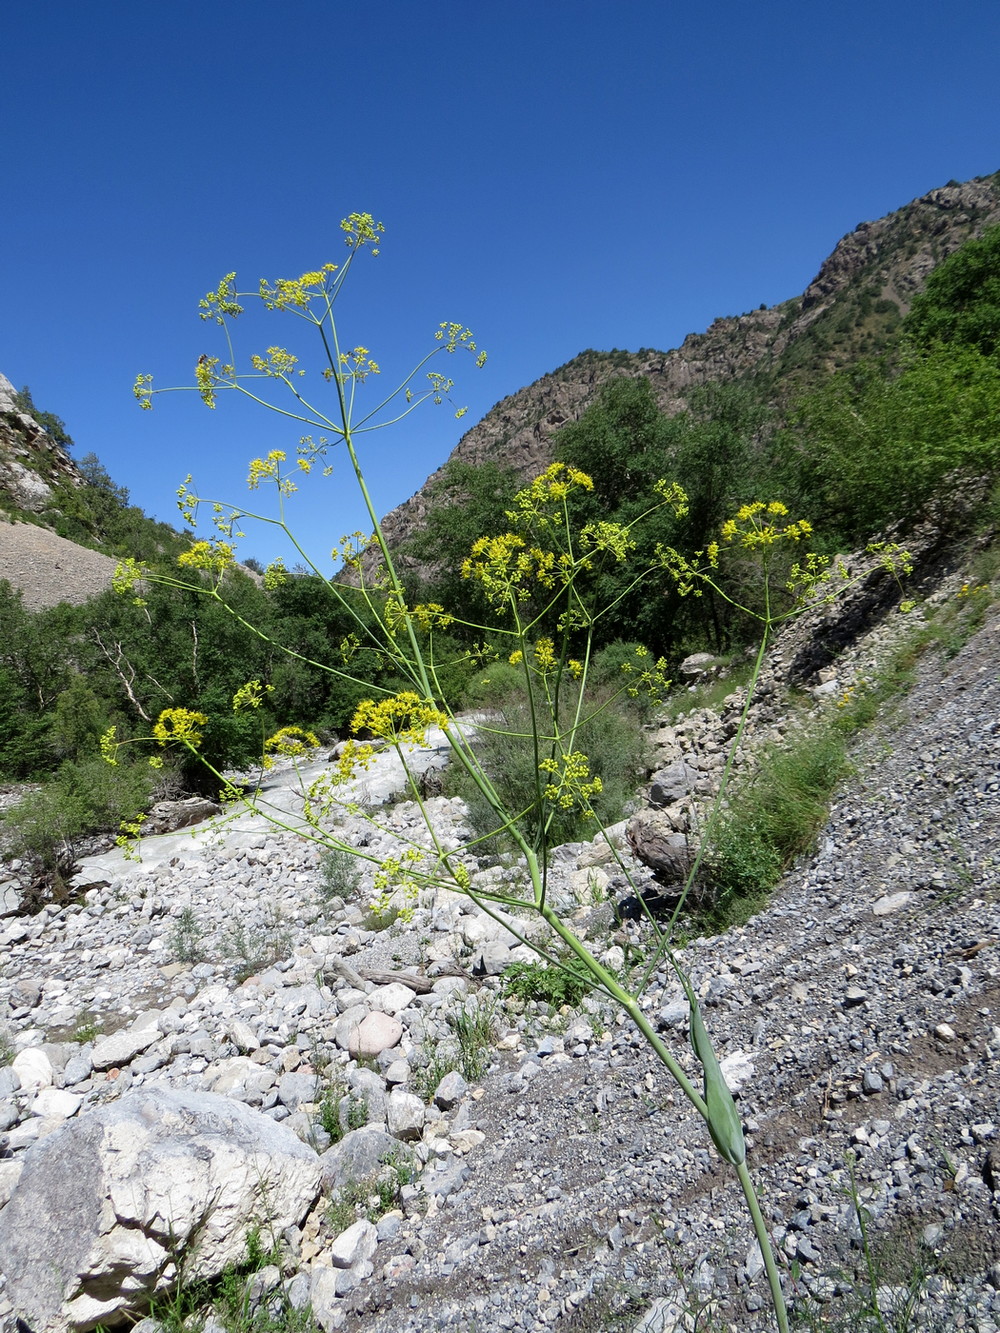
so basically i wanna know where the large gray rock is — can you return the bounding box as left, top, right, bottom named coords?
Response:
left=140, top=797, right=221, bottom=836
left=320, top=1126, right=413, bottom=1192
left=648, top=760, right=700, bottom=808
left=627, top=809, right=697, bottom=883
left=0, top=1085, right=321, bottom=1333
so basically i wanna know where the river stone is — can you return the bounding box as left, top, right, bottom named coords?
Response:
left=90, top=1026, right=159, bottom=1071
left=11, top=1047, right=53, bottom=1092
left=329, top=1218, right=378, bottom=1270
left=386, top=1089, right=425, bottom=1141
left=367, top=983, right=415, bottom=1016
left=627, top=810, right=696, bottom=881
left=348, top=1012, right=403, bottom=1058
left=0, top=1085, right=321, bottom=1333
left=648, top=761, right=700, bottom=807
left=319, top=1126, right=412, bottom=1192
left=29, top=1087, right=82, bottom=1120
left=433, top=1069, right=468, bottom=1110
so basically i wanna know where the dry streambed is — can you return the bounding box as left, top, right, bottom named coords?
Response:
left=0, top=601, right=998, bottom=1333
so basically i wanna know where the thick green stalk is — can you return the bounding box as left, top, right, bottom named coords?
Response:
left=736, top=1159, right=790, bottom=1333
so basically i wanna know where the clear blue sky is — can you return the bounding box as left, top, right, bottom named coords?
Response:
left=3, top=1, right=999, bottom=569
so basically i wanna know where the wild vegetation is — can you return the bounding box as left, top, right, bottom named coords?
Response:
left=84, top=204, right=997, bottom=1330
left=2, top=218, right=999, bottom=916
left=0, top=201, right=997, bottom=1332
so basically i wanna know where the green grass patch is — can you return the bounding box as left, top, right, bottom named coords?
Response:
left=705, top=725, right=849, bottom=930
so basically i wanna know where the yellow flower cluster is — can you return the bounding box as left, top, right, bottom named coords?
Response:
left=329, top=532, right=372, bottom=571
left=247, top=450, right=289, bottom=491
left=533, top=638, right=557, bottom=671
left=195, top=355, right=220, bottom=409
left=133, top=374, right=154, bottom=410
left=719, top=502, right=813, bottom=549
left=100, top=726, right=119, bottom=766
left=509, top=641, right=581, bottom=681
left=175, top=476, right=198, bottom=528
left=265, top=726, right=321, bottom=761
left=337, top=346, right=381, bottom=383
left=786, top=551, right=834, bottom=604
left=198, top=273, right=244, bottom=325
left=865, top=542, right=914, bottom=578
left=619, top=647, right=671, bottom=703
left=435, top=322, right=478, bottom=354
left=461, top=533, right=568, bottom=607
left=351, top=692, right=449, bottom=746
left=653, top=479, right=691, bottom=516
left=369, top=848, right=423, bottom=924
left=258, top=264, right=338, bottom=311
left=177, top=540, right=237, bottom=575
left=153, top=708, right=209, bottom=749
left=250, top=346, right=300, bottom=379
left=112, top=557, right=150, bottom=602
left=332, top=739, right=377, bottom=784
left=384, top=598, right=454, bottom=636
left=506, top=463, right=594, bottom=527
left=579, top=521, right=635, bottom=562
left=538, top=751, right=603, bottom=813
left=232, top=680, right=273, bottom=712
left=340, top=213, right=385, bottom=252
left=661, top=500, right=817, bottom=598
left=263, top=558, right=288, bottom=590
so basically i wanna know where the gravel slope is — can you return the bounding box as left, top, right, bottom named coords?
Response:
left=0, top=519, right=117, bottom=612
left=0, top=589, right=997, bottom=1333
left=342, top=606, right=1000, bottom=1332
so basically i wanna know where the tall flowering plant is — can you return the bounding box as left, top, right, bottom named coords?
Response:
left=113, top=216, right=912, bottom=1331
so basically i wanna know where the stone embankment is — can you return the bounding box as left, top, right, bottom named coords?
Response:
left=1, top=570, right=999, bottom=1331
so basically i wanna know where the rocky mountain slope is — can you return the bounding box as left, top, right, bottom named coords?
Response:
left=0, top=374, right=87, bottom=525
left=0, top=374, right=120, bottom=611
left=373, top=172, right=1000, bottom=572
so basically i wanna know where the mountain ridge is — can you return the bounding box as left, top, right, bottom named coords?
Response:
left=370, top=171, right=1000, bottom=569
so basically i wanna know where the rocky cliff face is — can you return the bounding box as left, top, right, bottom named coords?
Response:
left=371, top=172, right=1000, bottom=570
left=0, top=373, right=84, bottom=518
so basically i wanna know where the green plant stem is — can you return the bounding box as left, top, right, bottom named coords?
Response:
left=736, top=1158, right=790, bottom=1333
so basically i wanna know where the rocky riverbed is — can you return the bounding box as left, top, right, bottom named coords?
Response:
left=0, top=581, right=998, bottom=1333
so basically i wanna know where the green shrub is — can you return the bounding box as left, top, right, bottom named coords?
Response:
left=317, top=847, right=362, bottom=904
left=448, top=995, right=499, bottom=1079
left=501, top=958, right=592, bottom=1009
left=706, top=727, right=848, bottom=927
left=222, top=908, right=290, bottom=982
left=448, top=686, right=648, bottom=853
left=170, top=907, right=205, bottom=964
left=1, top=755, right=155, bottom=875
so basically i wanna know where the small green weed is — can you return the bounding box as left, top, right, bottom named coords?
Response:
left=223, top=909, right=290, bottom=983
left=72, top=1012, right=99, bottom=1044
left=705, top=725, right=848, bottom=929
left=326, top=1151, right=416, bottom=1233
left=171, top=906, right=205, bottom=964
left=144, top=1224, right=320, bottom=1333
left=0, top=1026, right=14, bottom=1067
left=412, top=1048, right=461, bottom=1103
left=314, top=1082, right=367, bottom=1144
left=317, top=847, right=361, bottom=905
left=661, top=657, right=754, bottom=722
left=448, top=995, right=499, bottom=1080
